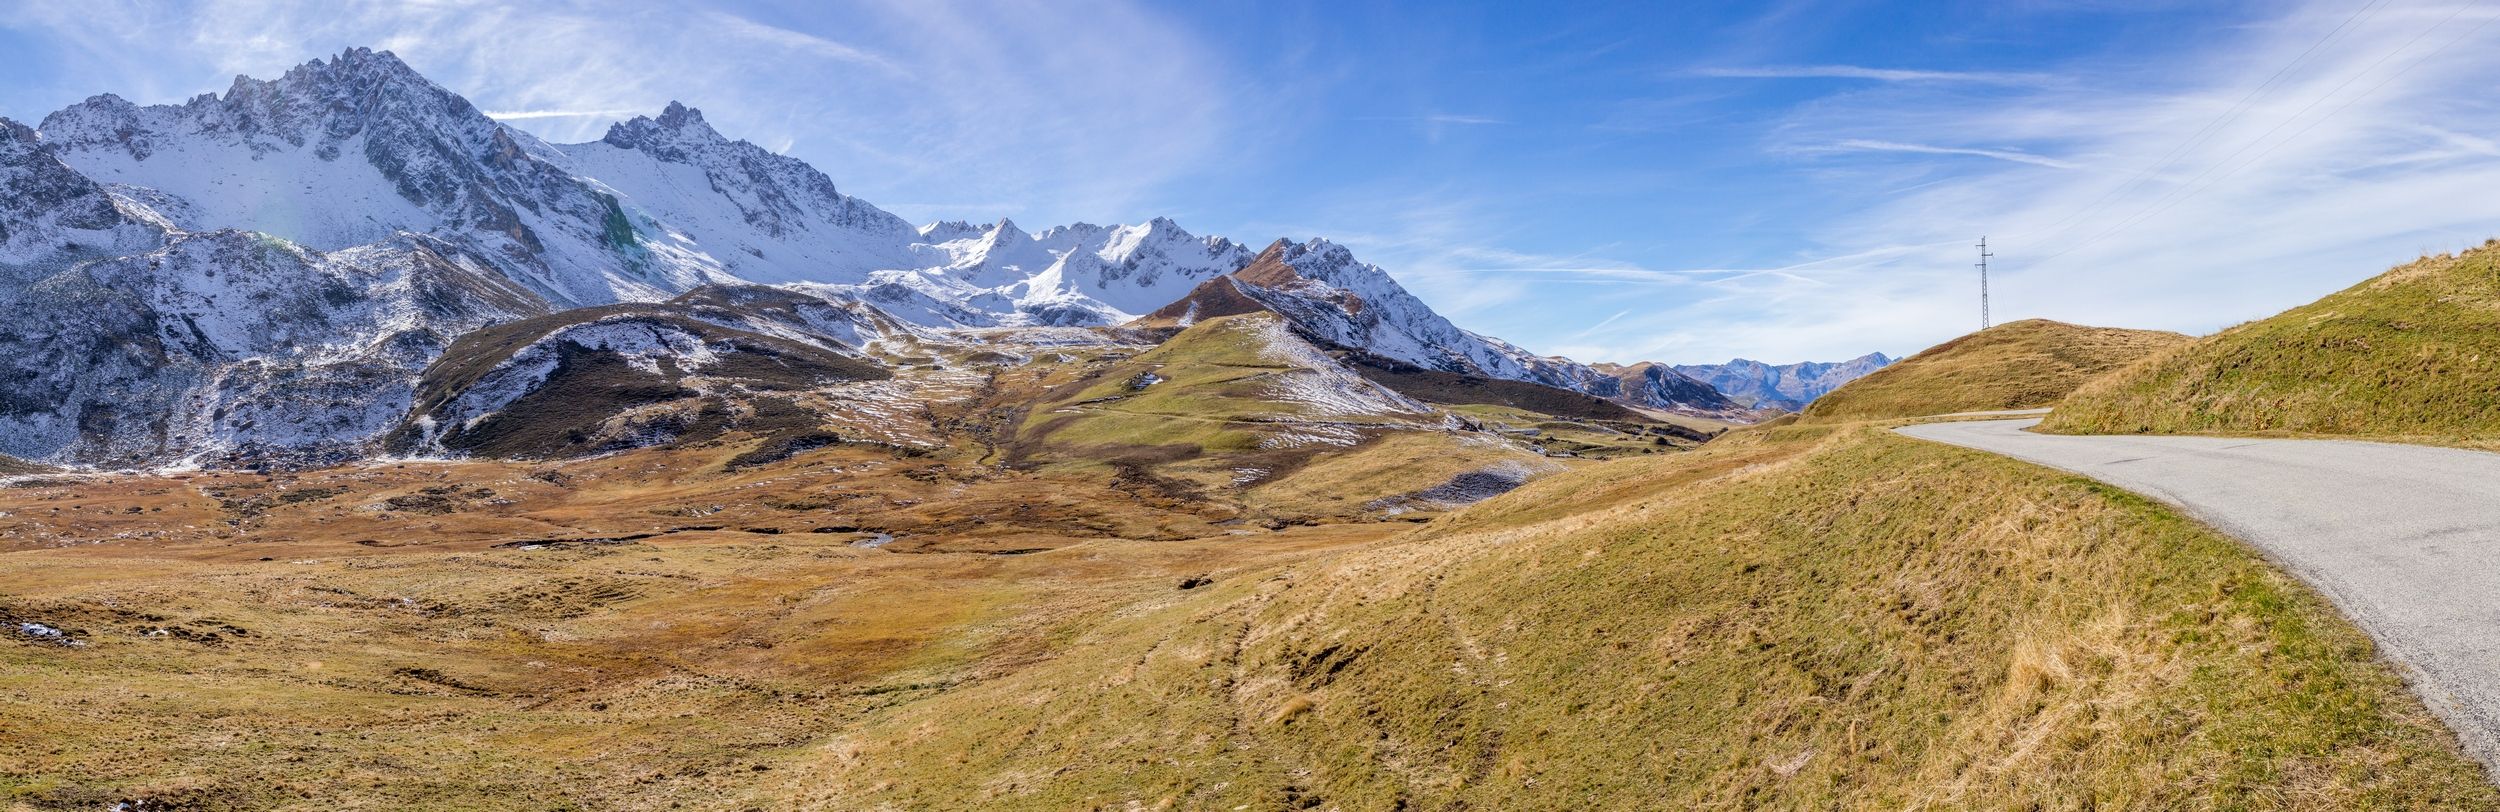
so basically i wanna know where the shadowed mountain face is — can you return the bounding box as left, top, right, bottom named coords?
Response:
left=391, top=301, right=890, bottom=460
left=1672, top=352, right=1893, bottom=411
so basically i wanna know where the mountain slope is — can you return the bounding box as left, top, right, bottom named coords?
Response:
left=1673, top=352, right=1892, bottom=411
left=1802, top=320, right=2188, bottom=423
left=1590, top=361, right=1740, bottom=414
left=0, top=117, right=161, bottom=268
left=1134, top=242, right=1742, bottom=417
left=552, top=102, right=922, bottom=286
left=393, top=302, right=887, bottom=460
left=2042, top=242, right=2500, bottom=448
left=0, top=229, right=549, bottom=467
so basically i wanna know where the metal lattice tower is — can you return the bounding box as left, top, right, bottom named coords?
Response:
left=1975, top=236, right=1993, bottom=330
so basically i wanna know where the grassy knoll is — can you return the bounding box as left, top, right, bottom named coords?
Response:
left=2044, top=242, right=2500, bottom=448
left=779, top=423, right=2497, bottom=810
left=1802, top=320, right=2189, bottom=423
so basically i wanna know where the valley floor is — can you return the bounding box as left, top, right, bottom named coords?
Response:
left=4, top=421, right=2495, bottom=809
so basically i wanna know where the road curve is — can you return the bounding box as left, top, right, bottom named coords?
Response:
left=1898, top=418, right=2500, bottom=769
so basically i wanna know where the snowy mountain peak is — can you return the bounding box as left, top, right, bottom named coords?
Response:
left=270, top=46, right=431, bottom=95
left=657, top=100, right=709, bottom=130
left=599, top=101, right=736, bottom=159
left=917, top=219, right=982, bottom=242
left=1033, top=221, right=1110, bottom=245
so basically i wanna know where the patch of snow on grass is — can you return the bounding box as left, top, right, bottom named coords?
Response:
left=1246, top=317, right=1430, bottom=418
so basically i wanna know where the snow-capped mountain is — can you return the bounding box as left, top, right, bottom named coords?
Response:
left=1, top=47, right=1739, bottom=465
left=36, top=48, right=732, bottom=307
left=8, top=108, right=550, bottom=466
left=552, top=101, right=923, bottom=286
left=1672, top=353, right=1894, bottom=411
left=782, top=216, right=1255, bottom=328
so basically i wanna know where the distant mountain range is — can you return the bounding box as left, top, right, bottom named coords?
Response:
left=0, top=47, right=1853, bottom=467
left=1672, top=353, right=1895, bottom=411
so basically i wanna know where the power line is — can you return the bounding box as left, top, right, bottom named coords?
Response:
left=1976, top=236, right=1994, bottom=330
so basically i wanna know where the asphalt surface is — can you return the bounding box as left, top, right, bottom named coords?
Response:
left=1898, top=418, right=2500, bottom=770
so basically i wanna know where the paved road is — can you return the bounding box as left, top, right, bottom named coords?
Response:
left=1898, top=418, right=2500, bottom=769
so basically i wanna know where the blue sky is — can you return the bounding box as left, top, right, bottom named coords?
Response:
left=6, top=0, right=2500, bottom=364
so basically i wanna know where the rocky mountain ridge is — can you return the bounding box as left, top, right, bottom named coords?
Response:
left=1, top=47, right=1762, bottom=467
left=1672, top=352, right=1894, bottom=411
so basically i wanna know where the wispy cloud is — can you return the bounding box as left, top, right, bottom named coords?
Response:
left=700, top=10, right=906, bottom=76
left=1816, top=138, right=2085, bottom=170
left=1649, top=0, right=2500, bottom=362
left=1693, top=64, right=2050, bottom=85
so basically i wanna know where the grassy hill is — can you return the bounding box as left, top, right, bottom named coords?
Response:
left=2043, top=242, right=2500, bottom=447
left=776, top=423, right=2495, bottom=809
left=1009, top=312, right=1566, bottom=521
left=1802, top=319, right=2190, bottom=422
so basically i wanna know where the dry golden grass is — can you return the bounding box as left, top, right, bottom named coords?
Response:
left=0, top=444, right=1411, bottom=809
left=6, top=333, right=2491, bottom=809
left=1802, top=320, right=2190, bottom=423
left=2044, top=241, right=2500, bottom=449
left=775, top=424, right=2497, bottom=811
